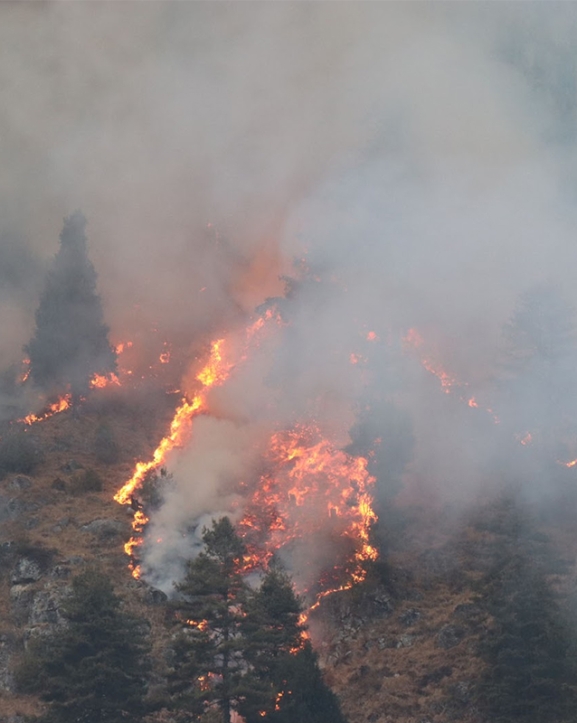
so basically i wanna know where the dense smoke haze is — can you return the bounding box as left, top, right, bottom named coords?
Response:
left=3, top=3, right=577, bottom=588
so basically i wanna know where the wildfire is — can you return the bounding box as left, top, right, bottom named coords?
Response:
left=89, top=372, right=121, bottom=389
left=237, top=424, right=378, bottom=604
left=19, top=358, right=31, bottom=384
left=115, top=309, right=284, bottom=577
left=515, top=431, right=532, bottom=446
left=20, top=394, right=72, bottom=425
left=403, top=328, right=500, bottom=423
left=115, top=341, right=133, bottom=355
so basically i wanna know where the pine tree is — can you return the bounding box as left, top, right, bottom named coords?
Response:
left=16, top=570, right=151, bottom=723
left=238, top=565, right=347, bottom=723
left=169, top=517, right=248, bottom=723
left=26, top=211, right=116, bottom=403
left=475, top=499, right=577, bottom=723
left=168, top=522, right=348, bottom=723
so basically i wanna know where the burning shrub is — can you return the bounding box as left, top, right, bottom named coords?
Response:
left=0, top=428, right=42, bottom=476
left=70, top=467, right=103, bottom=494
left=93, top=422, right=120, bottom=464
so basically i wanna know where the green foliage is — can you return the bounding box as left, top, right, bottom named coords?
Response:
left=475, top=501, right=577, bottom=723
left=25, top=212, right=116, bottom=401
left=15, top=569, right=151, bottom=723
left=140, top=468, right=173, bottom=511
left=0, top=428, right=42, bottom=475
left=69, top=468, right=103, bottom=495
left=168, top=519, right=347, bottom=723
left=239, top=565, right=346, bottom=723
left=93, top=423, right=120, bottom=464
left=169, top=518, right=248, bottom=723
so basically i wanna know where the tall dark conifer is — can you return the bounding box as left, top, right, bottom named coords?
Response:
left=169, top=518, right=248, bottom=723
left=238, top=565, right=347, bottom=723
left=16, top=570, right=151, bottom=723
left=26, top=211, right=116, bottom=403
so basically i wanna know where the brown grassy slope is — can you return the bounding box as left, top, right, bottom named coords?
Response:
left=2, top=392, right=577, bottom=723
left=0, top=389, right=179, bottom=719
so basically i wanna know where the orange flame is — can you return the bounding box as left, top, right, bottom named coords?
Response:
left=19, top=358, right=31, bottom=384
left=20, top=394, right=72, bottom=425
left=90, top=372, right=121, bottom=389
left=403, top=328, right=500, bottom=423
left=237, top=424, right=378, bottom=604
left=114, top=309, right=284, bottom=577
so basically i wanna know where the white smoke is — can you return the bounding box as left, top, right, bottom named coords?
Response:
left=2, top=4, right=577, bottom=583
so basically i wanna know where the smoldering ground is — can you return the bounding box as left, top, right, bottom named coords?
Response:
left=2, top=4, right=577, bottom=585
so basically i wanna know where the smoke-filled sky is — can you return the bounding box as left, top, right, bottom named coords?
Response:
left=2, top=3, right=577, bottom=352
left=4, top=3, right=577, bottom=586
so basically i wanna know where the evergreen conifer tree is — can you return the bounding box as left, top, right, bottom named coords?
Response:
left=169, top=521, right=347, bottom=723
left=238, top=564, right=347, bottom=723
left=16, top=570, right=151, bottom=723
left=26, top=211, right=116, bottom=403
left=169, top=517, right=248, bottom=723
left=475, top=499, right=577, bottom=723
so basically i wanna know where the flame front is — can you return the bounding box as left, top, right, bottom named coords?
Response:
left=403, top=327, right=500, bottom=423
left=114, top=310, right=283, bottom=577
left=20, top=394, right=72, bottom=425
left=238, top=424, right=378, bottom=602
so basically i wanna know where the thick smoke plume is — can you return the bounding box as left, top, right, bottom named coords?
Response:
left=3, top=4, right=577, bottom=587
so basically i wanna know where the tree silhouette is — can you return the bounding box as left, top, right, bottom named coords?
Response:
left=26, top=211, right=116, bottom=403
left=169, top=518, right=248, bottom=723
left=168, top=520, right=347, bottom=723
left=16, top=570, right=151, bottom=723
left=239, top=564, right=347, bottom=723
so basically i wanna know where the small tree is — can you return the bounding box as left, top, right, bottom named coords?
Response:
left=26, top=212, right=116, bottom=404
left=169, top=518, right=248, bottom=723
left=239, top=564, right=347, bottom=723
left=16, top=569, right=151, bottom=723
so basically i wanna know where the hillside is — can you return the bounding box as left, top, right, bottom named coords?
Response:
left=1, top=393, right=576, bottom=723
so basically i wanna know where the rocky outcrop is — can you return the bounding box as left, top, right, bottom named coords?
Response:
left=80, top=517, right=128, bottom=542
left=11, top=558, right=42, bottom=585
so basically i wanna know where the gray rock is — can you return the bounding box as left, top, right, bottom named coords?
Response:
left=144, top=586, right=168, bottom=605
left=449, top=680, right=471, bottom=703
left=0, top=496, right=36, bottom=522
left=10, top=584, right=35, bottom=623
left=399, top=607, right=422, bottom=626
left=436, top=624, right=466, bottom=650
left=9, top=475, right=32, bottom=491
left=396, top=634, right=414, bottom=648
left=66, top=555, right=85, bottom=566
left=50, top=564, right=71, bottom=579
left=30, top=589, right=65, bottom=625
left=12, top=557, right=42, bottom=584
left=0, top=634, right=16, bottom=692
left=80, top=518, right=128, bottom=541
left=61, top=459, right=83, bottom=473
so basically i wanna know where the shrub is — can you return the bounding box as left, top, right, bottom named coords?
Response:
left=0, top=429, right=42, bottom=476
left=70, top=468, right=103, bottom=494
left=93, top=423, right=120, bottom=464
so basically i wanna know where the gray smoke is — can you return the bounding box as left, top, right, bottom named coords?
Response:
left=2, top=3, right=577, bottom=585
